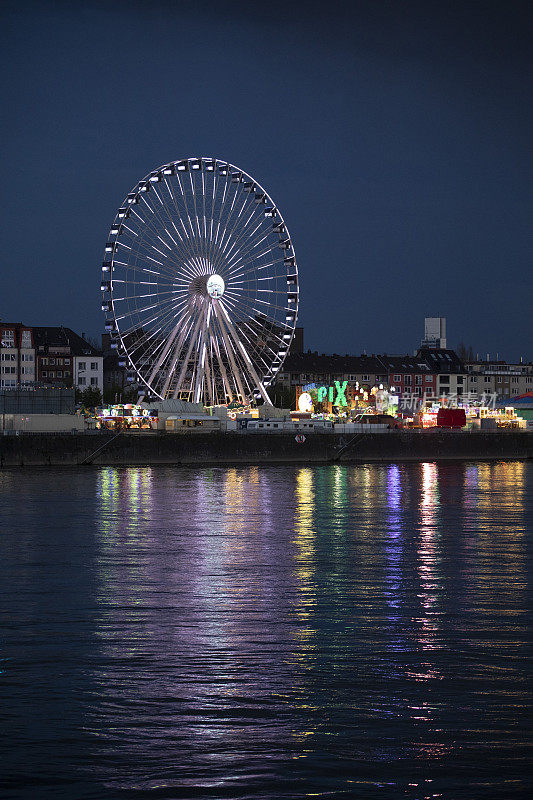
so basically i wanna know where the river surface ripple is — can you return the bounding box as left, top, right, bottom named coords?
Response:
left=0, top=462, right=531, bottom=799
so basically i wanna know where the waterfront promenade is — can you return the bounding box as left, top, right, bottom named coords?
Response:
left=1, top=430, right=532, bottom=467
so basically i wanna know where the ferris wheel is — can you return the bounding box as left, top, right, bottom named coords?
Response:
left=101, top=158, right=299, bottom=405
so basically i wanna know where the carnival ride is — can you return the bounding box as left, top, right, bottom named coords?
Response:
left=101, top=158, right=299, bottom=406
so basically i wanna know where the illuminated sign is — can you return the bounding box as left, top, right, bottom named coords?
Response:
left=300, top=381, right=348, bottom=406
left=298, top=392, right=313, bottom=412
left=315, top=381, right=348, bottom=406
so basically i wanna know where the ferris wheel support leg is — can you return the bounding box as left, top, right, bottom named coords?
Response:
left=211, top=330, right=233, bottom=403
left=171, top=304, right=207, bottom=399
left=203, top=341, right=215, bottom=407
left=147, top=309, right=191, bottom=389
left=211, top=302, right=247, bottom=402
left=218, top=302, right=271, bottom=405
left=161, top=313, right=196, bottom=397
left=193, top=305, right=212, bottom=404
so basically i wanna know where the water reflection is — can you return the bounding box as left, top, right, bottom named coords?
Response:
left=0, top=462, right=530, bottom=799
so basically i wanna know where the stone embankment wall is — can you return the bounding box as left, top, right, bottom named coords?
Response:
left=1, top=431, right=532, bottom=467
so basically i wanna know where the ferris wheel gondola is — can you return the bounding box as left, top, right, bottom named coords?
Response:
left=101, top=158, right=299, bottom=405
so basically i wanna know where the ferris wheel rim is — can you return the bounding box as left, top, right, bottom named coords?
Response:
left=102, top=157, right=299, bottom=403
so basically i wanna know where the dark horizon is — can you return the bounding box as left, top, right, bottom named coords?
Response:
left=1, top=0, right=532, bottom=361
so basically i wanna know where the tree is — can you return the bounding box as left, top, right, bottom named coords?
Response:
left=266, top=385, right=296, bottom=409
left=80, top=386, right=102, bottom=408
left=456, top=341, right=474, bottom=362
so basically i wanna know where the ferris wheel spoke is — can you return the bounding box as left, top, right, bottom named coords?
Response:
left=138, top=194, right=199, bottom=271
left=228, top=256, right=287, bottom=280
left=211, top=176, right=241, bottom=253
left=216, top=197, right=267, bottom=268
left=208, top=173, right=233, bottom=262
left=175, top=172, right=204, bottom=261
left=161, top=180, right=204, bottom=265
left=222, top=219, right=267, bottom=271
left=115, top=297, right=189, bottom=360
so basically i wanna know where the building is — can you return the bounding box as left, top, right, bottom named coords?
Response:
left=288, top=326, right=304, bottom=356
left=416, top=348, right=466, bottom=399
left=274, top=348, right=470, bottom=408
left=465, top=359, right=533, bottom=399
left=421, top=317, right=447, bottom=349
left=382, top=353, right=438, bottom=401
left=0, top=321, right=35, bottom=388
left=33, top=327, right=103, bottom=394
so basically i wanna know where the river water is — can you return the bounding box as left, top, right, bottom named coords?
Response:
left=0, top=462, right=531, bottom=799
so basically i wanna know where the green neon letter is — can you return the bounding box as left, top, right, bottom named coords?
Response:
left=334, top=381, right=348, bottom=406
left=328, top=386, right=334, bottom=402
left=317, top=386, right=327, bottom=402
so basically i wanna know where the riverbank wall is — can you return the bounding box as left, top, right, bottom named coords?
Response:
left=1, top=430, right=532, bottom=467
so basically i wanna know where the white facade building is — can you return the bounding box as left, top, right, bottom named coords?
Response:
left=74, top=355, right=104, bottom=393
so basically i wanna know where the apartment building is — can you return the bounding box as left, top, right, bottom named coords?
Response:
left=0, top=322, right=35, bottom=388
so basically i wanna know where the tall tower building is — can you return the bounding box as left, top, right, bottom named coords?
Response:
left=422, top=317, right=447, bottom=349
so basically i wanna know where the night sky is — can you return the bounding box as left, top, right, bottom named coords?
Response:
left=2, top=0, right=531, bottom=360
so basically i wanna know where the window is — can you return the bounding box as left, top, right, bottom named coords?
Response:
left=497, top=377, right=502, bottom=383
left=362, top=374, right=370, bottom=381
left=1, top=353, right=16, bottom=362
left=457, top=376, right=463, bottom=384
left=393, top=374, right=401, bottom=381
left=512, top=377, right=519, bottom=384
left=470, top=376, right=477, bottom=382
left=21, top=353, right=34, bottom=362
left=49, top=371, right=55, bottom=378
left=425, top=375, right=433, bottom=382
left=415, top=376, right=422, bottom=385
left=21, top=366, right=33, bottom=375
left=49, top=358, right=56, bottom=365
left=91, top=362, right=98, bottom=370
left=404, top=375, right=411, bottom=385
left=42, top=357, right=48, bottom=365
left=78, top=362, right=86, bottom=370
left=21, top=331, right=31, bottom=347
left=90, top=377, right=98, bottom=386
left=1, top=330, right=15, bottom=346
left=440, top=376, right=450, bottom=384
left=485, top=377, right=490, bottom=383
left=64, top=371, right=70, bottom=377
left=42, top=371, right=47, bottom=377
left=78, top=377, right=86, bottom=386
left=57, top=371, right=63, bottom=378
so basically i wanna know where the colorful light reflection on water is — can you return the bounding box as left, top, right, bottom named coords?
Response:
left=0, top=462, right=531, bottom=799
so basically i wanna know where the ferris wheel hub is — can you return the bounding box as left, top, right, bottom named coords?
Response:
left=206, top=274, right=225, bottom=299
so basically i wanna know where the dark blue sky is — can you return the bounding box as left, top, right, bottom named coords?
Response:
left=1, top=0, right=531, bottom=360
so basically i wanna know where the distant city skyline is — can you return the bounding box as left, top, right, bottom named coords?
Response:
left=2, top=0, right=532, bottom=361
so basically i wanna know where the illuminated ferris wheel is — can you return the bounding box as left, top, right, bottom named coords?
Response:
left=101, top=158, right=299, bottom=405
